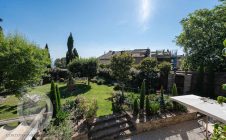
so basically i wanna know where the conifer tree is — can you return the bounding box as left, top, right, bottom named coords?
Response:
left=145, top=96, right=151, bottom=116
left=133, top=98, right=139, bottom=115
left=66, top=33, right=79, bottom=64
left=140, top=79, right=146, bottom=110
left=171, top=83, right=178, bottom=96
left=56, top=84, right=61, bottom=110
left=50, top=81, right=58, bottom=117
left=160, top=86, right=165, bottom=110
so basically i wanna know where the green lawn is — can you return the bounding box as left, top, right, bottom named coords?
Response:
left=0, top=82, right=114, bottom=120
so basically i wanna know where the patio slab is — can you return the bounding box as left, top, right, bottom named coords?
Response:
left=125, top=120, right=206, bottom=140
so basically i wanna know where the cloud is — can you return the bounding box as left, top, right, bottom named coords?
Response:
left=139, top=0, right=154, bottom=31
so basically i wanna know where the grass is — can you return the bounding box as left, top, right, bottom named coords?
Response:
left=0, top=82, right=114, bottom=120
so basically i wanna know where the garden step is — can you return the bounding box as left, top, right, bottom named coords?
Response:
left=89, top=122, right=134, bottom=140
left=89, top=117, right=129, bottom=133
left=92, top=113, right=127, bottom=125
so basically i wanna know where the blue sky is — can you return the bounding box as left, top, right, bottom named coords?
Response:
left=0, top=0, right=220, bottom=61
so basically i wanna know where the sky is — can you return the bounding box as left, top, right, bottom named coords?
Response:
left=0, top=0, right=220, bottom=61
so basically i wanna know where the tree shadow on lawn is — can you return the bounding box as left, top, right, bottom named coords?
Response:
left=59, top=84, right=91, bottom=99
left=0, top=105, right=17, bottom=112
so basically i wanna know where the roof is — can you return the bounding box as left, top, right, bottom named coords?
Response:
left=171, top=95, right=226, bottom=124
left=99, top=49, right=149, bottom=60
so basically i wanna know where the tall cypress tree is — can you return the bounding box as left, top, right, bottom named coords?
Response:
left=145, top=96, right=151, bottom=116
left=56, top=84, right=61, bottom=110
left=73, top=48, right=79, bottom=58
left=140, top=79, right=146, bottom=110
left=160, top=86, right=165, bottom=110
left=45, top=43, right=51, bottom=68
left=0, top=18, right=3, bottom=39
left=50, top=81, right=58, bottom=117
left=45, top=43, right=50, bottom=58
left=66, top=33, right=79, bottom=65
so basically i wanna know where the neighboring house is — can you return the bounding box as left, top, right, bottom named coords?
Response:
left=98, top=49, right=150, bottom=64
left=98, top=49, right=184, bottom=68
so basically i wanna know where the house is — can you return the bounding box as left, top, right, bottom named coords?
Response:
left=98, top=49, right=150, bottom=64
left=98, top=49, right=184, bottom=67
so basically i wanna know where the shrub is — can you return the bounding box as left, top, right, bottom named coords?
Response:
left=171, top=83, right=178, bottom=96
left=150, top=102, right=160, bottom=115
left=113, top=84, right=121, bottom=91
left=165, top=101, right=174, bottom=111
left=145, top=96, right=151, bottom=116
left=55, top=110, right=69, bottom=125
left=133, top=98, right=139, bottom=115
left=96, top=78, right=105, bottom=85
left=85, top=99, right=98, bottom=119
left=211, top=124, right=226, bottom=140
left=217, top=96, right=226, bottom=104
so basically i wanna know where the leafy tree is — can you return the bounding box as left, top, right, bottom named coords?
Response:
left=140, top=79, right=146, bottom=110
left=176, top=3, right=226, bottom=97
left=145, top=96, right=151, bottom=116
left=158, top=61, right=171, bottom=90
left=0, top=34, right=50, bottom=93
left=66, top=33, right=79, bottom=65
left=139, top=57, right=158, bottom=91
left=68, top=57, right=97, bottom=85
left=54, top=57, right=67, bottom=68
left=56, top=84, right=61, bottom=110
left=133, top=98, right=139, bottom=115
left=176, top=3, right=226, bottom=72
left=159, top=86, right=165, bottom=111
left=110, top=53, right=134, bottom=96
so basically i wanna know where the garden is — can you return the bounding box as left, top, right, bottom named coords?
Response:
left=0, top=1, right=226, bottom=139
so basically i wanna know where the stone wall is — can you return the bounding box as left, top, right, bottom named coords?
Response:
left=134, top=112, right=197, bottom=134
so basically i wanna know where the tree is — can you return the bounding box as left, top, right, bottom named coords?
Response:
left=54, top=57, right=67, bottom=68
left=110, top=53, right=134, bottom=96
left=50, top=81, right=58, bottom=117
left=159, top=86, right=165, bottom=111
left=0, top=18, right=3, bottom=41
left=45, top=43, right=51, bottom=68
left=158, top=61, right=171, bottom=90
left=139, top=57, right=158, bottom=91
left=133, top=98, right=139, bottom=116
left=176, top=3, right=226, bottom=97
left=0, top=34, right=50, bottom=93
left=140, top=79, right=146, bottom=110
left=68, top=57, right=97, bottom=85
left=145, top=96, right=151, bottom=116
left=144, top=48, right=150, bottom=57
left=73, top=48, right=79, bottom=58
left=176, top=3, right=226, bottom=72
left=66, top=33, right=79, bottom=65
left=56, top=84, right=61, bottom=110
left=171, top=83, right=178, bottom=96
